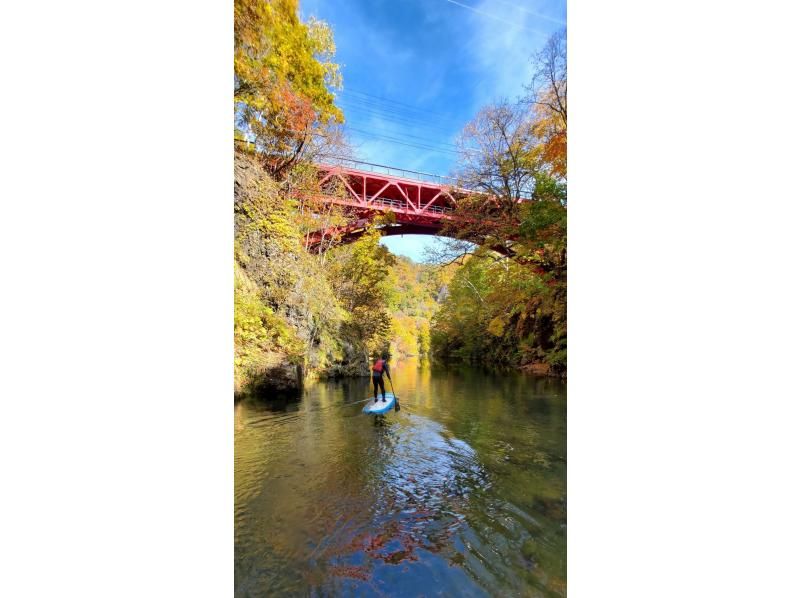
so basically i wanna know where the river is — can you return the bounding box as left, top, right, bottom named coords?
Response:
left=235, top=358, right=566, bottom=597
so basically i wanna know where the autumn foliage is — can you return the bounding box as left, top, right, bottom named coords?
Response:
left=430, top=29, right=567, bottom=374
left=234, top=0, right=344, bottom=177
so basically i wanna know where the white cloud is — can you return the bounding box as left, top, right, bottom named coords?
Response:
left=462, top=0, right=558, bottom=110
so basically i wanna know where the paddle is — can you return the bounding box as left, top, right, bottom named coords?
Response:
left=388, top=377, right=400, bottom=411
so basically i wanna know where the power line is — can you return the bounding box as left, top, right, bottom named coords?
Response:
left=338, top=89, right=450, bottom=119
left=338, top=97, right=454, bottom=119
left=341, top=105, right=456, bottom=136
left=348, top=130, right=460, bottom=155
left=334, top=90, right=462, bottom=134
left=345, top=125, right=460, bottom=150
left=338, top=96, right=452, bottom=126
left=348, top=130, right=478, bottom=157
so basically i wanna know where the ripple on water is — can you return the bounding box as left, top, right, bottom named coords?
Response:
left=235, top=364, right=566, bottom=597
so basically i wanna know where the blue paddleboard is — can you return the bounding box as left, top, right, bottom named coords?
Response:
left=362, top=393, right=396, bottom=415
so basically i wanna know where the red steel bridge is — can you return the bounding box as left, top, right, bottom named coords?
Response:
left=305, top=159, right=468, bottom=249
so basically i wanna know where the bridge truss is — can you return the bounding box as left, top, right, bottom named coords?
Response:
left=306, top=160, right=468, bottom=249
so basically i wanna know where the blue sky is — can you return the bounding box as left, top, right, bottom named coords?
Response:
left=301, top=0, right=566, bottom=261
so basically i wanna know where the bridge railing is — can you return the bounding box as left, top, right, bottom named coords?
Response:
left=314, top=192, right=455, bottom=214
left=351, top=196, right=455, bottom=215
left=370, top=197, right=405, bottom=210
left=322, top=157, right=459, bottom=187
left=424, top=204, right=455, bottom=215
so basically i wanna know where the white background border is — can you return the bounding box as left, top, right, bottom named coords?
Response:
left=1, top=0, right=799, bottom=595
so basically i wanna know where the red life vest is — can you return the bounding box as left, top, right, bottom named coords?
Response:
left=372, top=359, right=385, bottom=373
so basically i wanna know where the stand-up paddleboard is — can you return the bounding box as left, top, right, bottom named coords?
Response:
left=362, top=393, right=396, bottom=415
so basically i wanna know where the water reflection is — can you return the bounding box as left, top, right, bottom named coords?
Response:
left=235, top=359, right=566, bottom=597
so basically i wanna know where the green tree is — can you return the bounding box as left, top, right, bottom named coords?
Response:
left=326, top=229, right=397, bottom=361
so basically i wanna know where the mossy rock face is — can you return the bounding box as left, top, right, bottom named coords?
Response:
left=233, top=148, right=404, bottom=389
left=242, top=363, right=303, bottom=401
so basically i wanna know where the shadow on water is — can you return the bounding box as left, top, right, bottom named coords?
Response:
left=235, top=358, right=566, bottom=597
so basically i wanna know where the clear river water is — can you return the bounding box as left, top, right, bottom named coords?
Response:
left=235, top=359, right=566, bottom=597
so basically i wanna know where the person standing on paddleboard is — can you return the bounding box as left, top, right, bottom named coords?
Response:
left=372, top=353, right=392, bottom=403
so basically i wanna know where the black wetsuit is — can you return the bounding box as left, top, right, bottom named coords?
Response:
left=372, top=360, right=390, bottom=400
